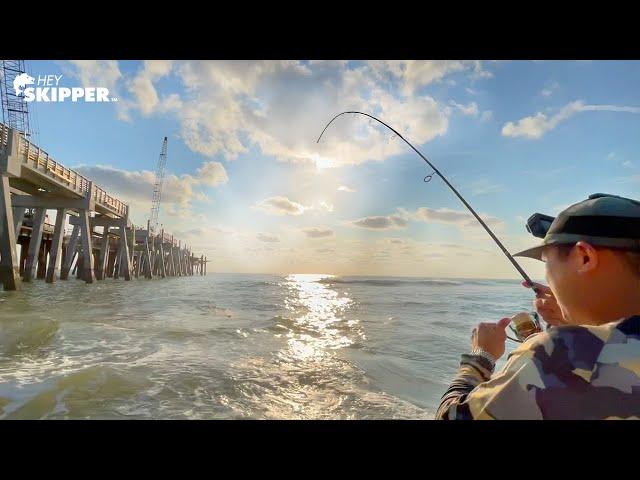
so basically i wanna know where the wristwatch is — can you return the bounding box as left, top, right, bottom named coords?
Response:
left=470, top=347, right=496, bottom=369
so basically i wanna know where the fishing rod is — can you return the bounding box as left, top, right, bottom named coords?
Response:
left=316, top=111, right=541, bottom=297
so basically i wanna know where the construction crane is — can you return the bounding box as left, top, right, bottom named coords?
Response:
left=149, top=136, right=168, bottom=233
left=0, top=60, right=32, bottom=139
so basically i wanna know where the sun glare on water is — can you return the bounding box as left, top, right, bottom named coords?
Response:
left=280, top=274, right=360, bottom=362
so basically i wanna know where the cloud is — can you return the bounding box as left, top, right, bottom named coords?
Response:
left=502, top=101, right=640, bottom=139
left=105, top=61, right=497, bottom=168
left=541, top=81, right=559, bottom=97
left=347, top=206, right=503, bottom=231
left=316, top=201, right=334, bottom=213
left=73, top=162, right=228, bottom=225
left=61, top=60, right=127, bottom=119
left=337, top=185, right=356, bottom=193
left=369, top=61, right=492, bottom=96
left=480, top=110, right=493, bottom=122
left=302, top=227, right=334, bottom=238
left=253, top=196, right=308, bottom=216
left=349, top=211, right=409, bottom=230
left=256, top=232, right=280, bottom=243
left=125, top=60, right=174, bottom=116
left=414, top=206, right=503, bottom=229
left=196, top=161, right=229, bottom=186
left=450, top=100, right=479, bottom=117
left=62, top=60, right=122, bottom=91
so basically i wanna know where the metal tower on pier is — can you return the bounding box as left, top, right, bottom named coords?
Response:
left=149, top=137, right=168, bottom=233
left=0, top=60, right=32, bottom=139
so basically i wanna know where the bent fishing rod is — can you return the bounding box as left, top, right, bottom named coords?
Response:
left=317, top=111, right=540, bottom=295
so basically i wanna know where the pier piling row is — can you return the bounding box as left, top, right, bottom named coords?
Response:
left=0, top=125, right=207, bottom=291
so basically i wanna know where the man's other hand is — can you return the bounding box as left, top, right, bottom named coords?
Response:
left=522, top=281, right=567, bottom=326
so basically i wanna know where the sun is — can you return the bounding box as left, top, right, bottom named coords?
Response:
left=310, top=153, right=335, bottom=170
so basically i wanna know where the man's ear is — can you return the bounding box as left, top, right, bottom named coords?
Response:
left=574, top=241, right=598, bottom=273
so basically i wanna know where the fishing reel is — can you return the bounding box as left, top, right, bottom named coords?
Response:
left=506, top=312, right=543, bottom=343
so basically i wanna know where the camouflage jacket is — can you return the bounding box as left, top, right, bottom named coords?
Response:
left=436, top=315, right=640, bottom=420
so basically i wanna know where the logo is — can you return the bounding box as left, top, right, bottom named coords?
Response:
left=14, top=74, right=117, bottom=103
left=13, top=73, right=35, bottom=95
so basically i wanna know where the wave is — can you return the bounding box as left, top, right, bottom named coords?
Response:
left=319, top=278, right=462, bottom=287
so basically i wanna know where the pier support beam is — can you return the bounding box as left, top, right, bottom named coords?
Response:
left=78, top=209, right=95, bottom=283
left=142, top=237, right=153, bottom=279
left=18, top=238, right=28, bottom=276
left=61, top=225, right=80, bottom=280
left=96, top=227, right=110, bottom=280
left=0, top=175, right=21, bottom=290
left=134, top=251, right=141, bottom=278
left=13, top=207, right=25, bottom=239
left=158, top=229, right=166, bottom=278
left=23, top=208, right=46, bottom=282
left=36, top=240, right=49, bottom=279
left=117, top=213, right=132, bottom=281
left=46, top=208, right=67, bottom=283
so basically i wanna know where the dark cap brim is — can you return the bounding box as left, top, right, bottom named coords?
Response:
left=513, top=243, right=546, bottom=261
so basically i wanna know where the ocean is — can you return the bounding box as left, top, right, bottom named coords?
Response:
left=0, top=273, right=537, bottom=419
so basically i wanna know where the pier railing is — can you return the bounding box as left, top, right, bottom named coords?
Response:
left=1, top=123, right=128, bottom=217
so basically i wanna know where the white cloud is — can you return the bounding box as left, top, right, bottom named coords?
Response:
left=63, top=60, right=122, bottom=91
left=61, top=60, right=126, bottom=120
left=502, top=101, right=640, bottom=139
left=73, top=162, right=228, bottom=226
left=302, top=227, right=334, bottom=238
left=106, top=61, right=497, bottom=168
left=196, top=161, right=229, bottom=186
left=369, top=61, right=492, bottom=96
left=450, top=100, right=479, bottom=117
left=125, top=60, right=174, bottom=116
left=253, top=196, right=308, bottom=216
left=337, top=185, right=356, bottom=193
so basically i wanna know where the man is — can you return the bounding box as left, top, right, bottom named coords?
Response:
left=436, top=193, right=640, bottom=419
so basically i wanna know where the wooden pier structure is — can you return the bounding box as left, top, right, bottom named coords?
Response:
left=0, top=124, right=207, bottom=291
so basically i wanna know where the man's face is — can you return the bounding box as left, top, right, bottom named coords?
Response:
left=542, top=245, right=577, bottom=324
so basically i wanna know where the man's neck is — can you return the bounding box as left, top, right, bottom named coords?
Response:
left=581, top=299, right=640, bottom=326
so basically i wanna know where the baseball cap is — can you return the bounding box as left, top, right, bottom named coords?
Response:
left=513, top=193, right=640, bottom=261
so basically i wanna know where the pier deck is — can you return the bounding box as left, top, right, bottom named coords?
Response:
left=0, top=125, right=207, bottom=290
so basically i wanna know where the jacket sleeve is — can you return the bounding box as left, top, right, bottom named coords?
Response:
left=435, top=332, right=552, bottom=420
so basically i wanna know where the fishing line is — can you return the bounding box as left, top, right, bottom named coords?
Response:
left=317, top=111, right=540, bottom=294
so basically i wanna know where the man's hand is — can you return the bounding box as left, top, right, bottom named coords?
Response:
left=471, top=318, right=511, bottom=360
left=522, top=281, right=567, bottom=326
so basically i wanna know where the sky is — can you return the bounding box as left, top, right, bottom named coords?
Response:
left=16, top=60, right=640, bottom=279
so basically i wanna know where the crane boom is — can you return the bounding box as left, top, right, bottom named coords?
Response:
left=149, top=136, right=168, bottom=233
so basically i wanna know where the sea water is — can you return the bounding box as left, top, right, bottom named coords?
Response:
left=0, top=273, right=535, bottom=419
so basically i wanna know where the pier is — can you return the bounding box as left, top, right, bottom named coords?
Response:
left=0, top=124, right=207, bottom=291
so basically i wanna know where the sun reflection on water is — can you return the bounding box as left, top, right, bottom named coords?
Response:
left=278, top=274, right=361, bottom=362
